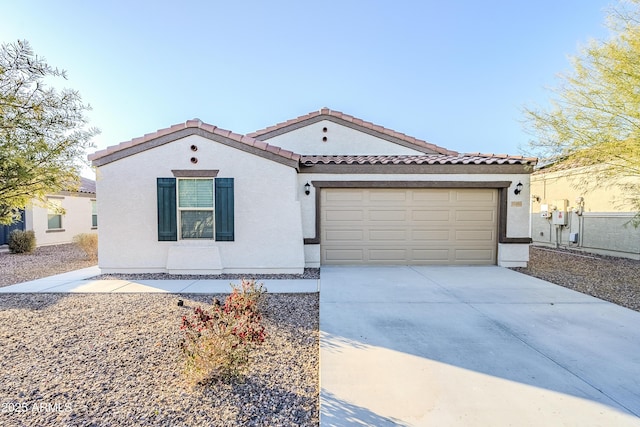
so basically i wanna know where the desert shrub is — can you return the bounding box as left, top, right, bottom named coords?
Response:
left=73, top=233, right=98, bottom=260
left=180, top=279, right=267, bottom=384
left=8, top=230, right=36, bottom=254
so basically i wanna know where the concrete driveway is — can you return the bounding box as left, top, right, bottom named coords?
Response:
left=320, top=266, right=640, bottom=426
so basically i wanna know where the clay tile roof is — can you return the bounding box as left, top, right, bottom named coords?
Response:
left=79, top=177, right=96, bottom=194
left=59, top=176, right=96, bottom=194
left=300, top=154, right=538, bottom=166
left=247, top=108, right=458, bottom=156
left=88, top=119, right=302, bottom=165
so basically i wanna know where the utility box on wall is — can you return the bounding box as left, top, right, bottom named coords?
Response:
left=552, top=199, right=569, bottom=225
left=540, top=204, right=549, bottom=218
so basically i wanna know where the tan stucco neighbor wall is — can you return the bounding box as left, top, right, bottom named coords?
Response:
left=96, top=134, right=305, bottom=274
left=530, top=167, right=640, bottom=259
left=530, top=167, right=636, bottom=214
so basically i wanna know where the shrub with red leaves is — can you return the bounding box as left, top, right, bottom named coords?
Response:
left=180, top=279, right=266, bottom=383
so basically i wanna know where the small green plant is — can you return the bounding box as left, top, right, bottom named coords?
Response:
left=180, top=279, right=266, bottom=384
left=73, top=233, right=98, bottom=260
left=8, top=230, right=36, bottom=254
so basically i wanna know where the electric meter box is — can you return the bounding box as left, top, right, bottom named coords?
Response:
left=552, top=199, right=569, bottom=225
left=540, top=204, right=549, bottom=218
left=552, top=210, right=568, bottom=225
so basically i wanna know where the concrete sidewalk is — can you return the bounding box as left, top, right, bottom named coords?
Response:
left=0, top=266, right=319, bottom=294
left=320, top=265, right=640, bottom=427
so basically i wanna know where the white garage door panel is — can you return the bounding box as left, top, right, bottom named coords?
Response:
left=321, top=188, right=498, bottom=265
left=411, top=210, right=450, bottom=221
left=456, top=210, right=495, bottom=222
left=455, top=249, right=495, bottom=261
left=412, top=230, right=451, bottom=241
left=370, top=191, right=406, bottom=201
left=325, top=230, right=363, bottom=241
left=324, top=249, right=364, bottom=262
left=370, top=229, right=407, bottom=241
left=455, top=230, right=495, bottom=241
left=412, top=249, right=450, bottom=261
left=369, top=249, right=407, bottom=261
left=413, top=191, right=451, bottom=202
left=369, top=210, right=406, bottom=221
left=456, top=191, right=496, bottom=202
left=326, top=190, right=363, bottom=201
left=326, top=210, right=363, bottom=221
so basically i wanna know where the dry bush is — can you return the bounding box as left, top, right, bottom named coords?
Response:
left=73, top=233, right=98, bottom=260
left=180, top=279, right=266, bottom=384
left=8, top=230, right=36, bottom=254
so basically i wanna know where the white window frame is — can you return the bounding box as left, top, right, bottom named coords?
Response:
left=177, top=178, right=215, bottom=240
left=91, top=199, right=98, bottom=228
left=47, top=198, right=64, bottom=230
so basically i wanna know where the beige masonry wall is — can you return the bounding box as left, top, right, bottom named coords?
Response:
left=531, top=168, right=640, bottom=259
left=96, top=134, right=305, bottom=274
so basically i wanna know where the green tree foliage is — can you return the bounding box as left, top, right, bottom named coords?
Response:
left=524, top=0, right=640, bottom=223
left=0, top=40, right=98, bottom=225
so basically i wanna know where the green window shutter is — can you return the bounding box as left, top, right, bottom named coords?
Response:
left=157, top=178, right=177, bottom=241
left=215, top=178, right=234, bottom=241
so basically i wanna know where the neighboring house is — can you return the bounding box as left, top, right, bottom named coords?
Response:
left=88, top=108, right=537, bottom=274
left=0, top=177, right=98, bottom=246
left=530, top=165, right=640, bottom=260
left=0, top=210, right=25, bottom=246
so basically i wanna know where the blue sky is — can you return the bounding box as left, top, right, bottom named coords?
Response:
left=2, top=1, right=614, bottom=175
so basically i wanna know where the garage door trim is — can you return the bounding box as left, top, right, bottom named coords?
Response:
left=303, top=180, right=530, bottom=245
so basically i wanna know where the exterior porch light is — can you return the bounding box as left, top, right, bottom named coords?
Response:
left=304, top=182, right=311, bottom=195
left=514, top=182, right=523, bottom=195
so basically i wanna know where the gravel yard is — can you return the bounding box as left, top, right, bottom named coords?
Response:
left=0, top=293, right=319, bottom=426
left=0, top=244, right=319, bottom=426
left=0, top=243, right=638, bottom=425
left=513, top=246, right=640, bottom=312
left=0, top=244, right=95, bottom=287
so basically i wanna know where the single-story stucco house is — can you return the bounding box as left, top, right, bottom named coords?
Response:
left=0, top=177, right=97, bottom=246
left=88, top=108, right=537, bottom=274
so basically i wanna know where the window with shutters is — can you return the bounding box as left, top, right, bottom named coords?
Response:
left=178, top=178, right=214, bottom=239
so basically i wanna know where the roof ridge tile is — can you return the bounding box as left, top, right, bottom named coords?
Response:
left=249, top=108, right=457, bottom=155
left=89, top=119, right=304, bottom=165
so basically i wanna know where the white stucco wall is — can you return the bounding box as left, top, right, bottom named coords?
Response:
left=261, top=120, right=425, bottom=155
left=298, top=173, right=532, bottom=267
left=96, top=134, right=305, bottom=274
left=25, top=195, right=97, bottom=246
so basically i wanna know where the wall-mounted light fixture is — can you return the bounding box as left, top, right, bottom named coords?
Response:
left=531, top=194, right=540, bottom=203
left=514, top=182, right=523, bottom=195
left=304, top=182, right=311, bottom=195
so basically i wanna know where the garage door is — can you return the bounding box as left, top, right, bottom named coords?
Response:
left=321, top=188, right=498, bottom=265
